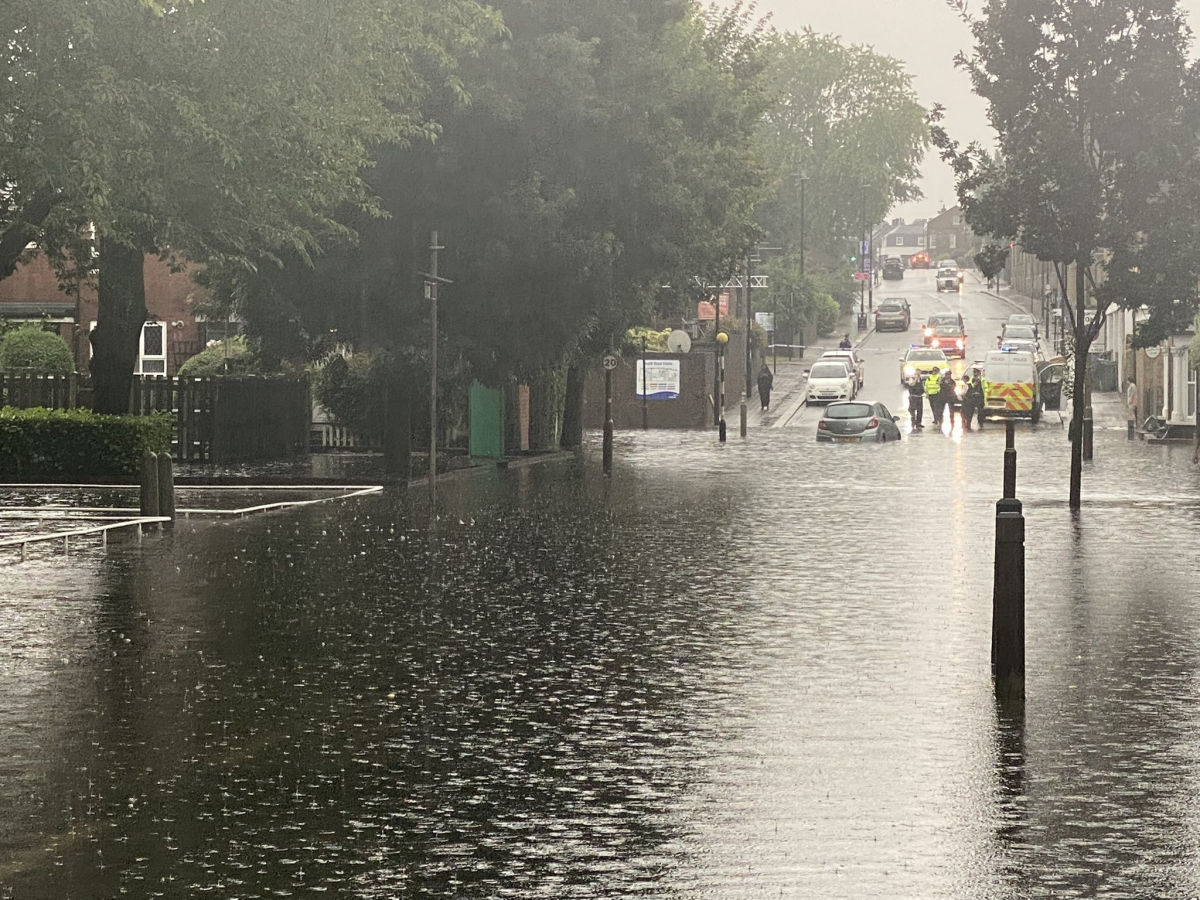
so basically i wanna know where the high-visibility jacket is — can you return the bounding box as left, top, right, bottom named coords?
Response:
left=925, top=372, right=942, bottom=396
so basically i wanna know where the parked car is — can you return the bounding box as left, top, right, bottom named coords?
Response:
left=998, top=323, right=1039, bottom=357
left=922, top=312, right=967, bottom=357
left=935, top=267, right=960, bottom=292
left=816, top=400, right=902, bottom=443
left=820, top=348, right=865, bottom=390
left=806, top=360, right=857, bottom=405
left=882, top=257, right=905, bottom=280
left=899, top=346, right=949, bottom=383
left=1006, top=313, right=1039, bottom=340
left=874, top=298, right=912, bottom=332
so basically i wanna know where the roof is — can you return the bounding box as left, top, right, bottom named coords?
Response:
left=0, top=302, right=75, bottom=319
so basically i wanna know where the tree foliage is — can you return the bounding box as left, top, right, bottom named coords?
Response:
left=934, top=0, right=1200, bottom=509
left=1, top=0, right=503, bottom=409
left=973, top=242, right=1009, bottom=282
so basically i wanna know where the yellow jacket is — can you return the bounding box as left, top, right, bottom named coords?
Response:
left=925, top=371, right=942, bottom=396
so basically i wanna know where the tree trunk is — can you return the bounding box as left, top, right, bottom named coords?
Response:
left=90, top=238, right=148, bottom=414
left=528, top=368, right=565, bottom=451
left=560, top=364, right=585, bottom=450
left=1068, top=263, right=1089, bottom=511
left=382, top=379, right=411, bottom=479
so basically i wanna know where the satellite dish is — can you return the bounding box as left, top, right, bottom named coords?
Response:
left=666, top=329, right=692, bottom=354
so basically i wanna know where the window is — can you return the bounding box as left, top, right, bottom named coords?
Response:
left=136, top=321, right=167, bottom=375
left=895, top=236, right=904, bottom=246
left=950, top=234, right=958, bottom=249
left=1189, top=363, right=1196, bottom=419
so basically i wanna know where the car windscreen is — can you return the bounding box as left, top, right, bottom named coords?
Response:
left=878, top=303, right=904, bottom=312
left=810, top=364, right=848, bottom=379
left=1003, top=325, right=1035, bottom=340
left=930, top=315, right=960, bottom=326
left=908, top=350, right=945, bottom=361
left=825, top=403, right=873, bottom=419
left=934, top=325, right=961, bottom=335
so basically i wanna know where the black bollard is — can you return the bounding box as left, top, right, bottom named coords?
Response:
left=1082, top=405, right=1093, bottom=460
left=1003, top=420, right=1016, bottom=499
left=992, top=426, right=1025, bottom=703
left=140, top=450, right=160, bottom=521
left=1127, top=419, right=1135, bottom=441
left=157, top=452, right=175, bottom=522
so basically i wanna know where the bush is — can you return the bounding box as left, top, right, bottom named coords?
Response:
left=0, top=325, right=74, bottom=373
left=0, top=407, right=172, bottom=481
left=815, top=294, right=841, bottom=335
left=177, top=335, right=259, bottom=376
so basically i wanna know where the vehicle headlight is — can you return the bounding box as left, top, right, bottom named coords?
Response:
left=956, top=339, right=964, bottom=349
left=923, top=327, right=933, bottom=337
left=903, top=365, right=916, bottom=377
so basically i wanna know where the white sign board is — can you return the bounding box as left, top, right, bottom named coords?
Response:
left=755, top=312, right=775, bottom=332
left=635, top=359, right=681, bottom=399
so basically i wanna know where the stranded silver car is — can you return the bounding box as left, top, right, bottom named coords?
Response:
left=816, top=401, right=902, bottom=443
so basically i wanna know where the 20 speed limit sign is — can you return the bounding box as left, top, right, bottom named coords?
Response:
left=602, top=354, right=619, bottom=370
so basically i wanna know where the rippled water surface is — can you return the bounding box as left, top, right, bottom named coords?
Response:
left=4, top=423, right=1200, bottom=898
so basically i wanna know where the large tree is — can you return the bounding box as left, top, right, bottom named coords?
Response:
left=935, top=0, right=1200, bottom=509
left=754, top=30, right=929, bottom=334
left=0, top=0, right=501, bottom=411
left=209, top=0, right=773, bottom=448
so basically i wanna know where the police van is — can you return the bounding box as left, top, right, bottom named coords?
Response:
left=981, top=348, right=1041, bottom=423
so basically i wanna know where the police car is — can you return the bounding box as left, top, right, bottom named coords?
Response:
left=899, top=346, right=949, bottom=384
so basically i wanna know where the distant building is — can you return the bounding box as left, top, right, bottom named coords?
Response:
left=0, top=252, right=208, bottom=375
left=927, top=206, right=979, bottom=263
left=879, top=219, right=928, bottom=265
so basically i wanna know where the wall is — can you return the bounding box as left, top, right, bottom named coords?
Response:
left=582, top=341, right=750, bottom=429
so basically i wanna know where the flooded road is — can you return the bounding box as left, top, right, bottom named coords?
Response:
left=5, top=284, right=1200, bottom=898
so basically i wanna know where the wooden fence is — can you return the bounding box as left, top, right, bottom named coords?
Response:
left=0, top=373, right=309, bottom=464
left=0, top=372, right=81, bottom=410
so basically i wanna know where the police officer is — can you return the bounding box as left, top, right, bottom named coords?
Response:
left=938, top=368, right=958, bottom=427
left=906, top=374, right=925, bottom=429
left=925, top=368, right=944, bottom=426
left=970, top=372, right=986, bottom=429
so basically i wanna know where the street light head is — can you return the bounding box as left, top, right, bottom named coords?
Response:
left=716, top=332, right=729, bottom=345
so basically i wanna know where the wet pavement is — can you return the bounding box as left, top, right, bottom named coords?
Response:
left=4, top=272, right=1200, bottom=899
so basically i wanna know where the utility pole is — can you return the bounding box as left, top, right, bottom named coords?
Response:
left=422, top=231, right=451, bottom=513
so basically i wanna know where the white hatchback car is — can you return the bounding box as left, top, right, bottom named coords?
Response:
left=806, top=359, right=857, bottom=405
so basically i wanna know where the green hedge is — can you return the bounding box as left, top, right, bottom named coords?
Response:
left=0, top=325, right=75, bottom=373
left=0, top=408, right=173, bottom=482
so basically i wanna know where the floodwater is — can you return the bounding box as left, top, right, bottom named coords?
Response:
left=4, top=420, right=1200, bottom=899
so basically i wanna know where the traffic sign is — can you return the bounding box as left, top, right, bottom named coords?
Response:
left=602, top=354, right=619, bottom=370
left=852, top=272, right=870, bottom=281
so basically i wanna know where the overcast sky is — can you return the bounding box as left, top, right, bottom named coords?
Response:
left=757, top=0, right=1200, bottom=223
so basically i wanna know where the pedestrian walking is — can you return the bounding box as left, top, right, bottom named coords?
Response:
left=757, top=363, right=774, bottom=411
left=1125, top=376, right=1139, bottom=430
left=839, top=333, right=852, bottom=350
left=938, top=369, right=959, bottom=428
left=925, top=369, right=944, bottom=426
left=906, top=375, right=925, bottom=429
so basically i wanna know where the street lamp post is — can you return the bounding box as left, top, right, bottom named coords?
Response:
left=716, top=331, right=728, bottom=442
left=421, top=231, right=451, bottom=514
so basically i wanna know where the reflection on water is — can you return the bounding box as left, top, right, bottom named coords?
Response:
left=3, top=425, right=1200, bottom=897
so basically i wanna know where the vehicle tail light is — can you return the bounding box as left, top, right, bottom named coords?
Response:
left=931, top=338, right=940, bottom=348
left=817, top=419, right=827, bottom=429
left=866, top=417, right=879, bottom=429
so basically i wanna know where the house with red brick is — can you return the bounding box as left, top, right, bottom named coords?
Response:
left=0, top=252, right=210, bottom=375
